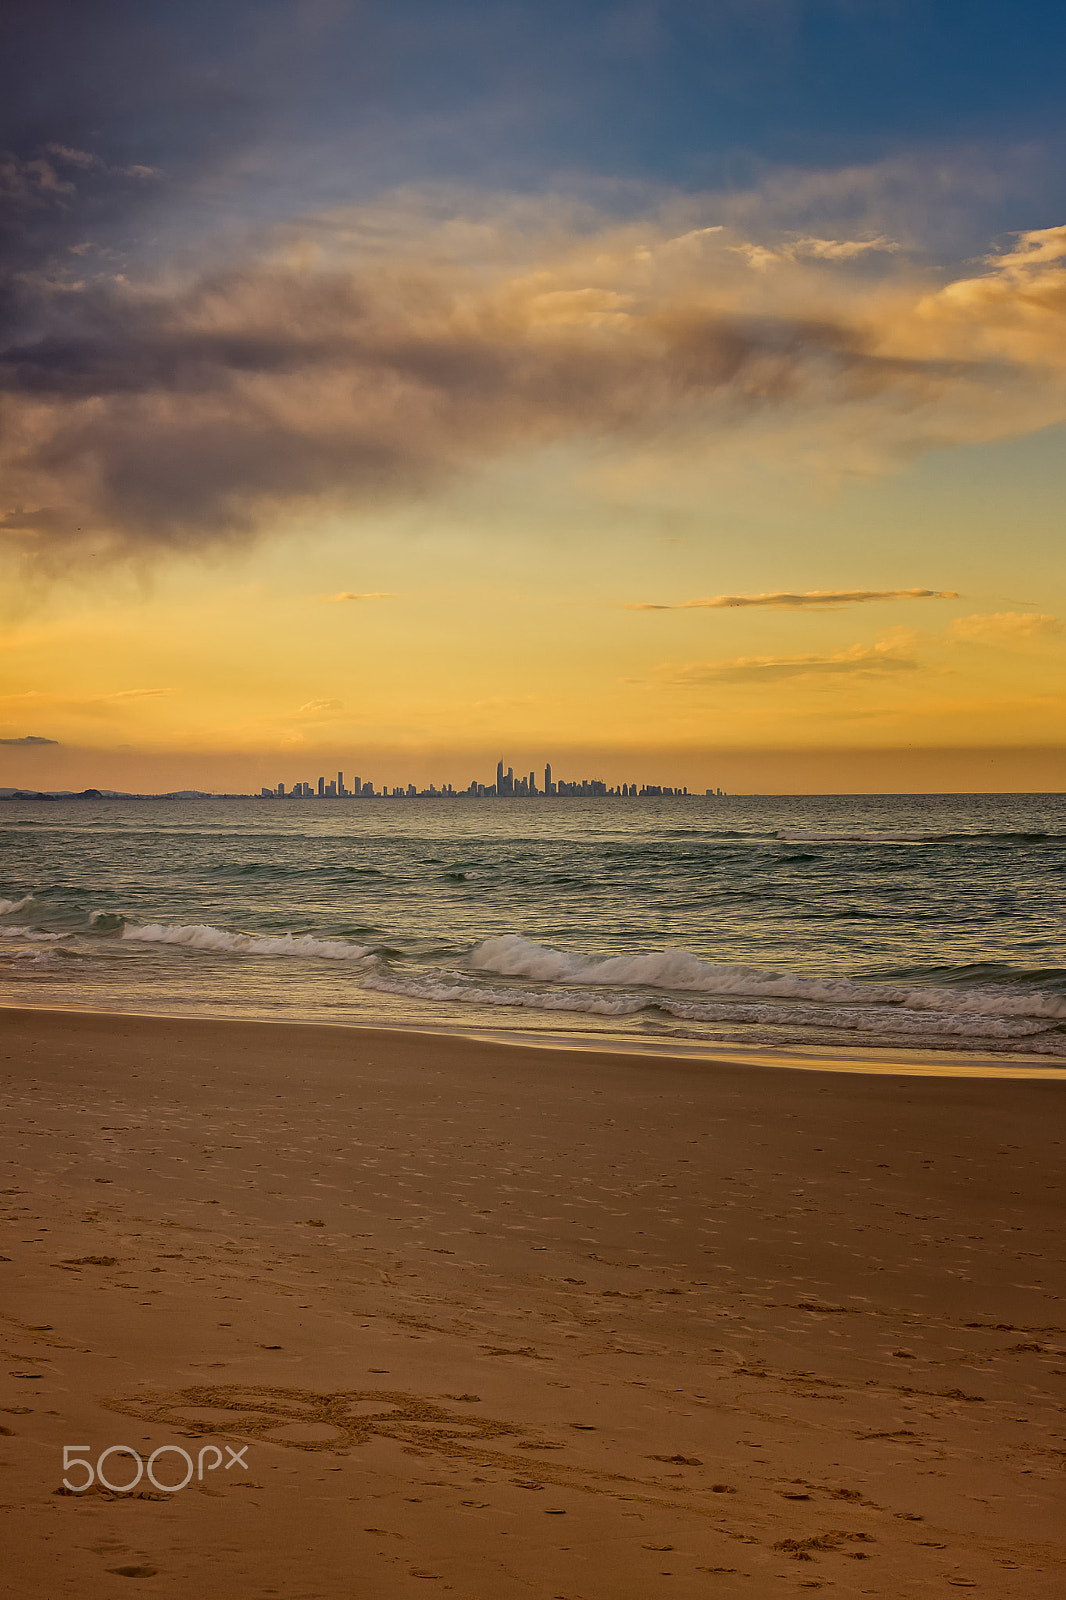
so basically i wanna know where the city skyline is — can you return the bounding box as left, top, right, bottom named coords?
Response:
left=257, top=761, right=725, bottom=800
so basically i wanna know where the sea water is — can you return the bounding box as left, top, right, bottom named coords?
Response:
left=1, top=793, right=1064, bottom=1063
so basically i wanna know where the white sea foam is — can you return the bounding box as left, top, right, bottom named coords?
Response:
left=363, top=960, right=1062, bottom=1049
left=0, top=924, right=63, bottom=942
left=364, top=970, right=1065, bottom=1049
left=662, top=997, right=1055, bottom=1040
left=0, top=895, right=33, bottom=915
left=364, top=973, right=648, bottom=1016
left=466, top=935, right=1066, bottom=1020
left=121, top=922, right=374, bottom=961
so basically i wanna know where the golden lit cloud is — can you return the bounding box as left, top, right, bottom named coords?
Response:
left=627, top=587, right=959, bottom=611
left=325, top=591, right=397, bottom=601
left=912, top=225, right=1066, bottom=368
left=949, top=611, right=1061, bottom=643
left=0, top=687, right=174, bottom=718
left=296, top=698, right=343, bottom=715
left=660, top=637, right=919, bottom=685
left=99, top=687, right=174, bottom=701
left=730, top=234, right=898, bottom=270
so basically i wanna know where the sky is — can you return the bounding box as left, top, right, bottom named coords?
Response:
left=1, top=0, right=1064, bottom=793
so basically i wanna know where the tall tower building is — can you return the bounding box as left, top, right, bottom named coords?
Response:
left=496, top=759, right=505, bottom=794
left=337, top=771, right=345, bottom=797
left=544, top=762, right=552, bottom=795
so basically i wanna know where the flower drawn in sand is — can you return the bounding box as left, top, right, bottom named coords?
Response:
left=105, top=1384, right=741, bottom=1515
left=103, top=1385, right=524, bottom=1457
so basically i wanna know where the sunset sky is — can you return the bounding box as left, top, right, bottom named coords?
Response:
left=2, top=1, right=1064, bottom=793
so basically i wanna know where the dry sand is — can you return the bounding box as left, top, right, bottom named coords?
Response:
left=1, top=1006, right=1064, bottom=1598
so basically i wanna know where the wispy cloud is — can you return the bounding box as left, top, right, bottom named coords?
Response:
left=0, top=688, right=172, bottom=716
left=325, top=591, right=397, bottom=602
left=296, top=698, right=342, bottom=715
left=627, top=587, right=959, bottom=611
left=43, top=144, right=160, bottom=181
left=100, top=688, right=173, bottom=701
left=949, top=611, right=1061, bottom=643
left=662, top=638, right=919, bottom=685
left=0, top=733, right=58, bottom=744
left=731, top=234, right=898, bottom=270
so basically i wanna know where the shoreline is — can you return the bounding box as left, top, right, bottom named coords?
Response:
left=2, top=998, right=1062, bottom=1079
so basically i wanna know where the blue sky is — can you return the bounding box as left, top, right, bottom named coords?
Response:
left=8, top=3, right=1066, bottom=213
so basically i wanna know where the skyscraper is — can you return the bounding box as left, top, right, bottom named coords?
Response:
left=544, top=762, right=552, bottom=795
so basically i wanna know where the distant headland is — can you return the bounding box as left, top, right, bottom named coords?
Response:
left=0, top=788, right=215, bottom=802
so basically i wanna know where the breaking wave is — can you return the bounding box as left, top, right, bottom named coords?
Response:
left=0, top=895, right=33, bottom=915
left=121, top=922, right=375, bottom=961
left=88, top=910, right=126, bottom=930
left=466, top=935, right=1066, bottom=1020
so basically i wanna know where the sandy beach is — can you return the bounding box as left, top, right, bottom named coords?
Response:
left=1, top=1006, right=1064, bottom=1598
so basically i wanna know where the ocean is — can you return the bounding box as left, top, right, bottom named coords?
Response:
left=1, top=792, right=1064, bottom=1065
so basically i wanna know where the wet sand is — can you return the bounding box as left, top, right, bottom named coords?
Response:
left=1, top=1005, right=1064, bottom=1598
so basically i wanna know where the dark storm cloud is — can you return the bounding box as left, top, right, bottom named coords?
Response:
left=0, top=231, right=999, bottom=566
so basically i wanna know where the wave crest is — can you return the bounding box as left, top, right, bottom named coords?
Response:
left=466, top=935, right=1066, bottom=1020
left=121, top=922, right=374, bottom=961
